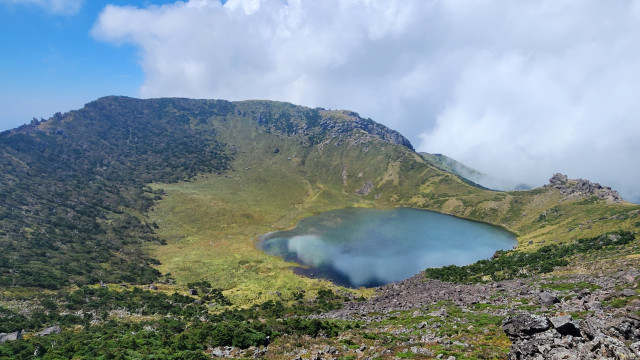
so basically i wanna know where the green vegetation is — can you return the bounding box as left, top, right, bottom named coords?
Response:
left=0, top=97, right=232, bottom=288
left=424, top=230, right=636, bottom=283
left=371, top=303, right=511, bottom=359
left=2, top=96, right=639, bottom=298
left=2, top=96, right=640, bottom=358
left=0, top=286, right=349, bottom=359
left=540, top=281, right=601, bottom=292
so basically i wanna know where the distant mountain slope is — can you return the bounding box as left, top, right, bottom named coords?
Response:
left=420, top=153, right=533, bottom=191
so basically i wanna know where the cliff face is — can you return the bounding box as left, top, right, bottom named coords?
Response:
left=318, top=110, right=414, bottom=150
left=548, top=173, right=623, bottom=203
left=232, top=100, right=413, bottom=150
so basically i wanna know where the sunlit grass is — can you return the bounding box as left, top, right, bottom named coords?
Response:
left=146, top=119, right=383, bottom=306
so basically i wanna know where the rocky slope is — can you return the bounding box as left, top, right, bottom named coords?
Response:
left=313, top=268, right=640, bottom=359
left=548, top=173, right=623, bottom=204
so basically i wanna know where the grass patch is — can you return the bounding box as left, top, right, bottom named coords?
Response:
left=541, top=281, right=601, bottom=292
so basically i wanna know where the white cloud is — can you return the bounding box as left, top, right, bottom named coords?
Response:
left=92, top=0, right=640, bottom=202
left=1, top=0, right=83, bottom=15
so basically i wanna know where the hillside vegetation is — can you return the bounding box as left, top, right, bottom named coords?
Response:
left=1, top=96, right=639, bottom=359
left=140, top=98, right=639, bottom=304
left=1, top=96, right=637, bottom=296
left=0, top=97, right=232, bottom=288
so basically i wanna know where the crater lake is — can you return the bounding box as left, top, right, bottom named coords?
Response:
left=259, top=208, right=517, bottom=288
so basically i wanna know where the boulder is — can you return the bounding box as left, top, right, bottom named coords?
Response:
left=428, top=308, right=447, bottom=317
left=605, top=315, right=640, bottom=341
left=550, top=315, right=581, bottom=337
left=37, top=326, right=61, bottom=337
left=0, top=331, right=22, bottom=344
left=583, top=301, right=602, bottom=311
left=410, top=346, right=434, bottom=356
left=502, top=314, right=551, bottom=340
left=549, top=173, right=568, bottom=186
left=210, top=346, right=233, bottom=358
left=539, top=292, right=560, bottom=306
left=416, top=321, right=429, bottom=329
left=621, top=289, right=636, bottom=297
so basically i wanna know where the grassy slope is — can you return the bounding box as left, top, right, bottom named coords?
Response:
left=149, top=114, right=382, bottom=304
left=146, top=106, right=640, bottom=306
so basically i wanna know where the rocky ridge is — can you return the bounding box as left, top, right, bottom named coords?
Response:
left=548, top=173, right=623, bottom=203
left=318, top=110, right=414, bottom=151
left=246, top=102, right=414, bottom=151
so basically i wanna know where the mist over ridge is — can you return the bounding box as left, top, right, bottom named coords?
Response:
left=89, top=0, right=640, bottom=205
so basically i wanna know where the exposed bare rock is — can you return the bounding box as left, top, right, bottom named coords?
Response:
left=319, top=111, right=414, bottom=150
left=0, top=331, right=22, bottom=344
left=341, top=165, right=348, bottom=186
left=410, top=346, right=434, bottom=356
left=37, top=326, right=61, bottom=337
left=549, top=173, right=569, bottom=186
left=355, top=181, right=373, bottom=195
left=538, top=292, right=560, bottom=306
left=502, top=314, right=551, bottom=340
left=621, top=289, right=637, bottom=297
left=547, top=173, right=623, bottom=203
left=310, top=266, right=639, bottom=359
left=504, top=313, right=640, bottom=359
left=549, top=315, right=581, bottom=337
left=208, top=345, right=268, bottom=359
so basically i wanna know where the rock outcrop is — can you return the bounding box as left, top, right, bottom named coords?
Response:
left=355, top=181, right=373, bottom=196
left=319, top=111, right=414, bottom=150
left=538, top=292, right=560, bottom=306
left=248, top=104, right=414, bottom=150
left=0, top=331, right=22, bottom=344
left=547, top=173, right=623, bottom=203
left=37, top=326, right=61, bottom=337
left=503, top=313, right=640, bottom=359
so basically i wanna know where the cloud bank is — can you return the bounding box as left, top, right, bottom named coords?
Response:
left=1, top=0, right=83, bottom=15
left=92, top=0, right=640, bottom=202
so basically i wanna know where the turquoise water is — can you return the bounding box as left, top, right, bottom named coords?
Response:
left=259, top=208, right=516, bottom=288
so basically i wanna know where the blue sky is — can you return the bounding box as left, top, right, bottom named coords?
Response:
left=0, top=0, right=176, bottom=129
left=1, top=0, right=639, bottom=202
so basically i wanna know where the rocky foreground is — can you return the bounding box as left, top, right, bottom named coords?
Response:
left=4, top=270, right=636, bottom=360
left=310, top=269, right=640, bottom=360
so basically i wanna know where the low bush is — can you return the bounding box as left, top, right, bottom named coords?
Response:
left=425, top=231, right=635, bottom=283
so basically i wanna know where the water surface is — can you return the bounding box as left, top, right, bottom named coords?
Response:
left=259, top=208, right=516, bottom=287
